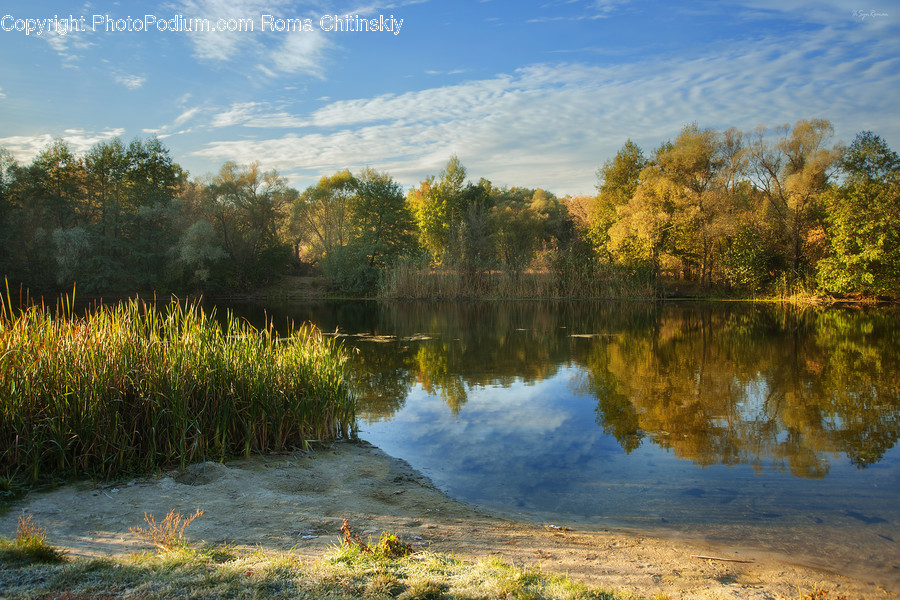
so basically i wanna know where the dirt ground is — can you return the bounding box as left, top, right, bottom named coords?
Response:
left=1, top=442, right=895, bottom=599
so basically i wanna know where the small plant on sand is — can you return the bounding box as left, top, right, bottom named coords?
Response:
left=0, top=513, right=67, bottom=564
left=130, top=508, right=204, bottom=552
left=341, top=518, right=413, bottom=559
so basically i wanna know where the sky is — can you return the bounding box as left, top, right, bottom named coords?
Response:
left=1, top=0, right=898, bottom=197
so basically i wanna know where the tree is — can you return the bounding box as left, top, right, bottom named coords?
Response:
left=292, top=170, right=357, bottom=264
left=0, top=149, right=15, bottom=275
left=589, top=140, right=649, bottom=259
left=351, top=167, right=417, bottom=268
left=173, top=219, right=228, bottom=291
left=747, top=119, right=843, bottom=286
left=608, top=165, right=681, bottom=283
left=817, top=131, right=900, bottom=296
left=202, top=162, right=296, bottom=288
left=407, top=155, right=468, bottom=262
left=657, top=123, right=724, bottom=284
left=321, top=168, right=418, bottom=295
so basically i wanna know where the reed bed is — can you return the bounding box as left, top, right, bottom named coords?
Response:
left=0, top=293, right=356, bottom=484
left=379, top=257, right=657, bottom=299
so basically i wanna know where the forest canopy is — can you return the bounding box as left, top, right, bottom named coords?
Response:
left=1, top=118, right=897, bottom=299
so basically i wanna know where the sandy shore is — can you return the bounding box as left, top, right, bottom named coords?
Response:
left=1, top=441, right=894, bottom=599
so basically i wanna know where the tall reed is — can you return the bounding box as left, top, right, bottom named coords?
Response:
left=378, top=257, right=657, bottom=299
left=0, top=292, right=356, bottom=484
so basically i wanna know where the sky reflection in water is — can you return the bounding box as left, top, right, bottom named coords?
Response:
left=244, top=300, right=900, bottom=582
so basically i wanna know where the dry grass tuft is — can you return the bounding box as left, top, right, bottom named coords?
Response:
left=129, top=508, right=204, bottom=552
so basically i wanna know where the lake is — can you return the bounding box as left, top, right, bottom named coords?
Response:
left=230, top=299, right=900, bottom=585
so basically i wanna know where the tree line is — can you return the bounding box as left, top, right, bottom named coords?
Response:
left=1, top=117, right=897, bottom=298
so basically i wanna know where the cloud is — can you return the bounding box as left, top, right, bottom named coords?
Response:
left=191, top=18, right=899, bottom=195
left=114, top=73, right=147, bottom=89
left=41, top=25, right=94, bottom=67
left=0, top=128, right=126, bottom=163
left=729, top=0, right=893, bottom=26
left=172, top=0, right=331, bottom=77
left=527, top=0, right=632, bottom=22
left=0, top=88, right=6, bottom=100
left=174, top=0, right=272, bottom=62
left=269, top=29, right=331, bottom=77
left=210, top=102, right=309, bottom=128
left=173, top=107, right=203, bottom=127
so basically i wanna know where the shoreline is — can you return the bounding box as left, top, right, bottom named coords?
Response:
left=1, top=441, right=895, bottom=599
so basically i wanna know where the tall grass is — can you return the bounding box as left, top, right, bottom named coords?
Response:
left=0, top=290, right=356, bottom=484
left=379, top=256, right=657, bottom=299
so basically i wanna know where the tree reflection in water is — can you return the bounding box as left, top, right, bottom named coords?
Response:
left=338, top=301, right=900, bottom=479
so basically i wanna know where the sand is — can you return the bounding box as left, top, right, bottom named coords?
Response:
left=1, top=441, right=894, bottom=599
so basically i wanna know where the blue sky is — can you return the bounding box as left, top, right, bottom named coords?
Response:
left=1, top=0, right=897, bottom=196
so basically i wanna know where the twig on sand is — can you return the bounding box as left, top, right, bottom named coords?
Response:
left=691, top=554, right=755, bottom=564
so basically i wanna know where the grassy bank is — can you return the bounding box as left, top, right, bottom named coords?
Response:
left=0, top=514, right=857, bottom=600
left=0, top=291, right=356, bottom=487
left=0, top=514, right=621, bottom=600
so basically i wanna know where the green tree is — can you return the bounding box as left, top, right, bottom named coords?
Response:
left=721, top=223, right=779, bottom=293
left=322, top=168, right=418, bottom=295
left=0, top=149, right=15, bottom=276
left=292, top=170, right=357, bottom=264
left=407, top=155, right=468, bottom=262
left=589, top=140, right=648, bottom=259
left=608, top=165, right=681, bottom=283
left=7, top=141, right=85, bottom=289
left=124, top=138, right=186, bottom=289
left=173, top=219, right=229, bottom=291
left=351, top=167, right=417, bottom=268
left=747, top=119, right=843, bottom=287
left=202, top=162, right=296, bottom=288
left=817, top=131, right=900, bottom=296
left=657, top=123, right=725, bottom=284
left=446, top=180, right=495, bottom=281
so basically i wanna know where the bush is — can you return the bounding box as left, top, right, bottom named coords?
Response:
left=323, top=244, right=379, bottom=295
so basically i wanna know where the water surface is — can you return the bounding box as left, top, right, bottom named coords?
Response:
left=235, top=300, right=900, bottom=585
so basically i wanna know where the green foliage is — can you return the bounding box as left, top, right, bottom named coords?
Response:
left=408, top=155, right=470, bottom=262
left=200, top=162, right=296, bottom=289
left=596, top=139, right=648, bottom=202
left=1, top=120, right=895, bottom=299
left=0, top=291, right=357, bottom=483
left=173, top=219, right=229, bottom=290
left=747, top=119, right=843, bottom=285
left=1, top=136, right=188, bottom=293
left=722, top=224, right=779, bottom=293
left=817, top=131, right=900, bottom=297
left=323, top=243, right=380, bottom=295
left=292, top=169, right=357, bottom=263
left=350, top=167, right=418, bottom=267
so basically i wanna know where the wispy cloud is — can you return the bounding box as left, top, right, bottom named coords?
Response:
left=114, top=72, right=147, bottom=90
left=210, top=102, right=309, bottom=128
left=172, top=0, right=332, bottom=77
left=269, top=29, right=331, bottom=77
left=425, top=69, right=467, bottom=75
left=528, top=0, right=632, bottom=22
left=41, top=26, right=94, bottom=68
left=173, top=107, right=203, bottom=127
left=191, top=20, right=899, bottom=195
left=0, top=88, right=6, bottom=100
